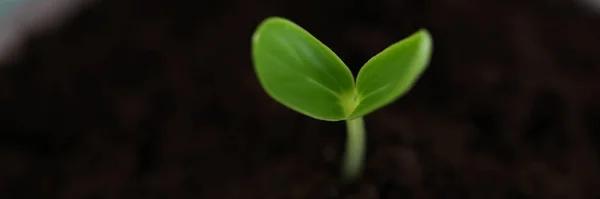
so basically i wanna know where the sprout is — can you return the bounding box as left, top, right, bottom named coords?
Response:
left=251, top=17, right=433, bottom=182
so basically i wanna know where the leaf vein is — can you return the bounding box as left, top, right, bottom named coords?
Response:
left=266, top=51, right=343, bottom=99
left=359, top=84, right=390, bottom=102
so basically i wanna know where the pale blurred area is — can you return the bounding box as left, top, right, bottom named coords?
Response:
left=0, top=0, right=96, bottom=64
left=581, top=0, right=600, bottom=13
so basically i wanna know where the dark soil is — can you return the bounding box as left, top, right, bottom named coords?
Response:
left=1, top=0, right=600, bottom=198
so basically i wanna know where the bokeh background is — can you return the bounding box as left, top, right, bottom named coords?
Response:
left=1, top=0, right=600, bottom=198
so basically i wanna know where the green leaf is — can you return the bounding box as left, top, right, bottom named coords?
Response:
left=349, top=29, right=433, bottom=118
left=251, top=17, right=357, bottom=121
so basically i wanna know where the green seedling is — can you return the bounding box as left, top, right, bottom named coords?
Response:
left=251, top=17, right=433, bottom=182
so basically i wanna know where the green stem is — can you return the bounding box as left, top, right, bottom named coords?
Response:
left=342, top=117, right=366, bottom=182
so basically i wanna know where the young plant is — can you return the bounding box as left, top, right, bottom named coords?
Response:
left=251, top=17, right=433, bottom=182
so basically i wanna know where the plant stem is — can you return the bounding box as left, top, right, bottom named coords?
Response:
left=342, top=116, right=366, bottom=182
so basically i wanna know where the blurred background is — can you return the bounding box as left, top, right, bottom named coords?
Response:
left=0, top=0, right=599, bottom=198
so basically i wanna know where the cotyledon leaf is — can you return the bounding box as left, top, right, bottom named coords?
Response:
left=349, top=29, right=433, bottom=119
left=251, top=17, right=357, bottom=121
